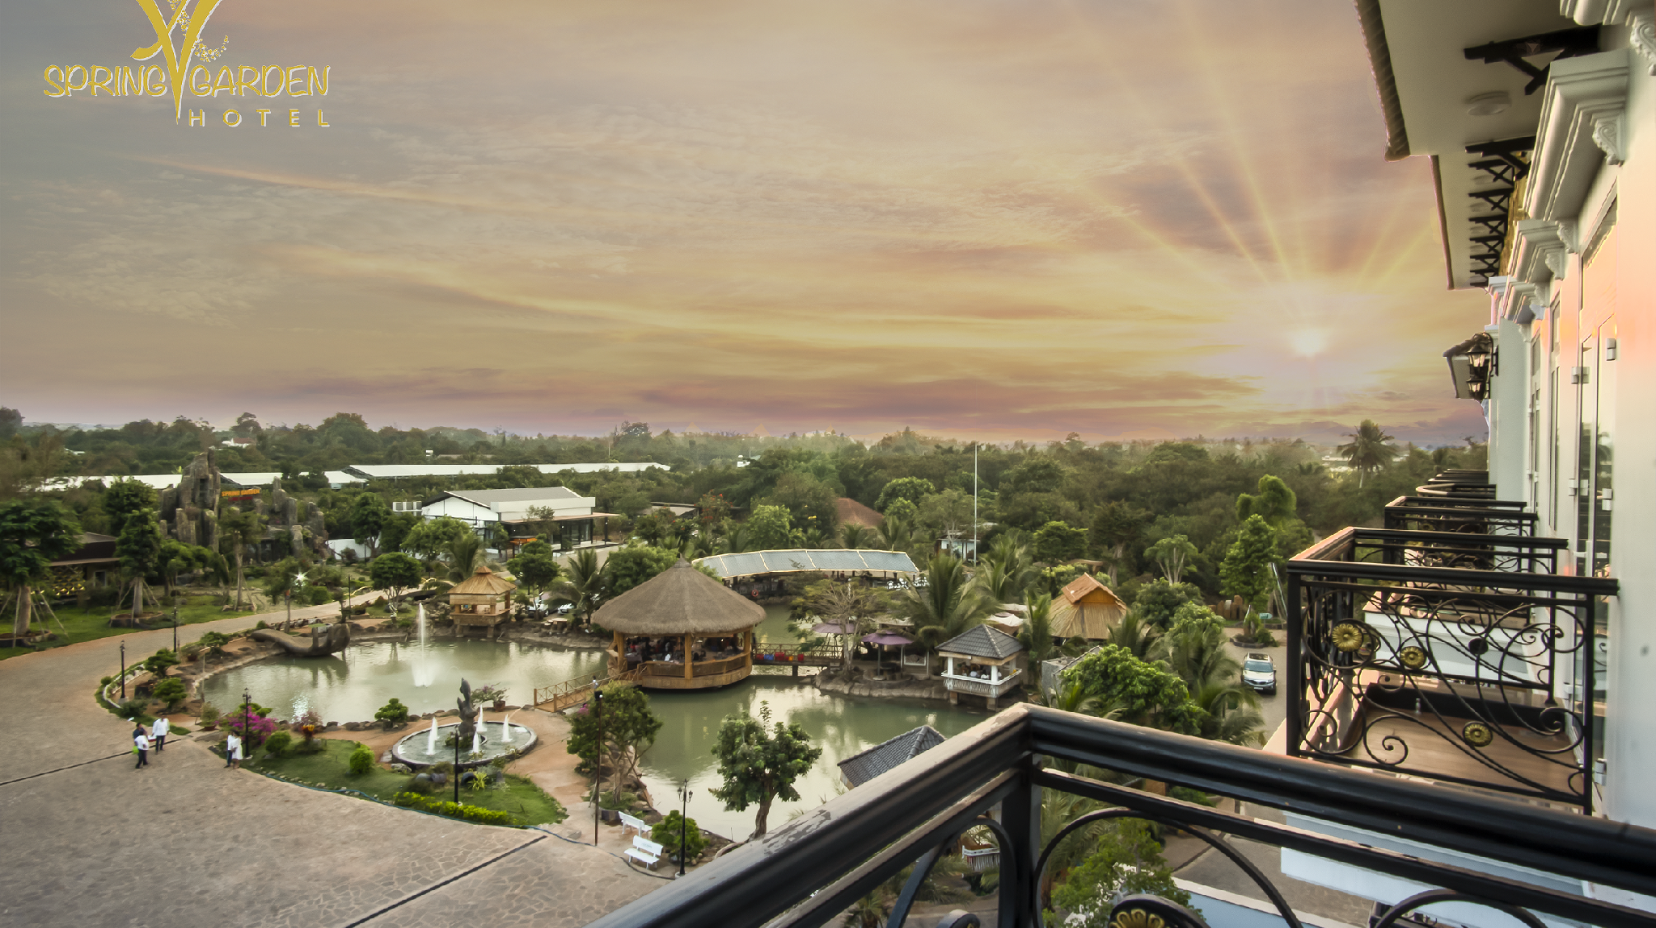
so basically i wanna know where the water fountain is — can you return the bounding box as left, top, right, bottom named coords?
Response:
left=411, top=604, right=435, bottom=687
left=390, top=678, right=537, bottom=769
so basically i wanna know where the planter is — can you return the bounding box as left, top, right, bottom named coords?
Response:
left=599, top=808, right=621, bottom=823
left=491, top=701, right=506, bottom=711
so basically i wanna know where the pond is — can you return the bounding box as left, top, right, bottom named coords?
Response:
left=199, top=606, right=988, bottom=839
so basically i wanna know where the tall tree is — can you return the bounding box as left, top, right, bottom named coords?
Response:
left=874, top=476, right=936, bottom=512
left=604, top=544, right=678, bottom=596
left=1236, top=475, right=1297, bottom=526
left=1061, top=644, right=1204, bottom=735
left=368, top=552, right=423, bottom=608
left=446, top=531, right=485, bottom=581
left=506, top=539, right=561, bottom=602
left=796, top=578, right=887, bottom=670
left=1143, top=534, right=1197, bottom=585
left=350, top=493, right=390, bottom=557
left=1337, top=420, right=1399, bottom=487
left=1088, top=501, right=1149, bottom=586
left=566, top=682, right=663, bottom=802
left=710, top=701, right=823, bottom=838
left=744, top=504, right=794, bottom=551
left=0, top=500, right=82, bottom=636
left=116, top=509, right=162, bottom=617
left=973, top=534, right=1036, bottom=604
left=217, top=505, right=265, bottom=610
left=1032, top=520, right=1088, bottom=564
left=1220, top=515, right=1280, bottom=612
left=1017, top=593, right=1056, bottom=668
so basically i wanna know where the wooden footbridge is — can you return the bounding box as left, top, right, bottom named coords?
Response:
left=531, top=666, right=645, bottom=712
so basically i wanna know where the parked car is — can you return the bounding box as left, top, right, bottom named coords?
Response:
left=555, top=603, right=574, bottom=616
left=1242, top=653, right=1276, bottom=695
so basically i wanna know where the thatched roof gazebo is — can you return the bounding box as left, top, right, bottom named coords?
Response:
left=1049, top=573, right=1127, bottom=641
left=449, top=566, right=516, bottom=639
left=594, top=559, right=765, bottom=690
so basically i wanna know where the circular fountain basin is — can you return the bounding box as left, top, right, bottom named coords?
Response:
left=391, top=722, right=538, bottom=770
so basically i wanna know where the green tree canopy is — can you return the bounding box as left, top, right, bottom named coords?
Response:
left=217, top=505, right=265, bottom=611
left=1143, top=534, right=1198, bottom=585
left=1061, top=644, right=1204, bottom=735
left=1018, top=593, right=1056, bottom=669
left=897, top=553, right=996, bottom=650
left=1220, top=514, right=1280, bottom=612
left=567, top=682, right=663, bottom=802
left=1236, top=474, right=1297, bottom=526
left=116, top=508, right=162, bottom=617
left=0, top=499, right=83, bottom=635
left=103, top=478, right=158, bottom=529
left=402, top=516, right=471, bottom=563
left=350, top=493, right=390, bottom=556
left=762, top=471, right=839, bottom=535
left=875, top=476, right=936, bottom=512
left=553, top=548, right=605, bottom=627
left=1032, top=521, right=1088, bottom=564
left=709, top=701, right=823, bottom=838
left=1088, top=501, right=1149, bottom=585
left=1131, top=578, right=1202, bottom=630
left=368, top=552, right=424, bottom=604
left=1051, top=819, right=1193, bottom=925
left=605, top=544, right=679, bottom=597
left=744, top=504, right=794, bottom=551
left=507, top=539, right=561, bottom=598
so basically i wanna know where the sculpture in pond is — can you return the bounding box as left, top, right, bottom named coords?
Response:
left=249, top=622, right=350, bottom=657
left=456, top=678, right=481, bottom=749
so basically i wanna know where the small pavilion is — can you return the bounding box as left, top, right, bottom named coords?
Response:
left=1049, top=573, right=1127, bottom=641
left=449, top=566, right=516, bottom=639
left=595, top=559, right=764, bottom=690
left=937, top=624, right=1025, bottom=709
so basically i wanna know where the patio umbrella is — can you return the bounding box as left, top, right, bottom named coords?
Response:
left=812, top=622, right=857, bottom=636
left=862, top=631, right=914, bottom=670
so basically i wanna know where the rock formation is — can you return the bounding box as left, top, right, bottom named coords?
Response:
left=250, top=622, right=351, bottom=657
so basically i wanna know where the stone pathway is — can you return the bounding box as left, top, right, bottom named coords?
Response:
left=0, top=598, right=657, bottom=928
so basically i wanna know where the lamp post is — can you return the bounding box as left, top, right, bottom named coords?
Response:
left=453, top=720, right=461, bottom=804
left=171, top=606, right=179, bottom=653
left=677, top=780, right=693, bottom=877
left=119, top=641, right=127, bottom=699
left=592, top=680, right=603, bottom=846
left=241, top=687, right=251, bottom=764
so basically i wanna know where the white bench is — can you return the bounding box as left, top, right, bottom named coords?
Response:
left=624, top=835, right=664, bottom=870
left=618, top=811, right=648, bottom=837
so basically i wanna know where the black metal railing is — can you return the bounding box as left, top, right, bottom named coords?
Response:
left=1284, top=526, right=1615, bottom=812
left=588, top=705, right=1655, bottom=928
left=1384, top=496, right=1537, bottom=536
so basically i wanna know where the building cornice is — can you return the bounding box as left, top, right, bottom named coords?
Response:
left=1511, top=218, right=1575, bottom=285
left=1524, top=50, right=1629, bottom=222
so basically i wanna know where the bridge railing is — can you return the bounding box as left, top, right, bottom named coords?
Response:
left=530, top=666, right=644, bottom=712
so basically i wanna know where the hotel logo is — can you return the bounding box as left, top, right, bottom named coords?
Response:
left=41, top=0, right=333, bottom=128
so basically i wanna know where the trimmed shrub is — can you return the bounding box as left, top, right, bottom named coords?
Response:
left=391, top=793, right=526, bottom=828
left=348, top=744, right=375, bottom=776
left=264, top=731, right=293, bottom=757
left=651, top=810, right=707, bottom=864
left=375, top=698, right=411, bottom=726
left=152, top=677, right=188, bottom=711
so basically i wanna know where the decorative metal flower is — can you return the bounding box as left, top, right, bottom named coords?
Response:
left=1111, top=910, right=1165, bottom=928
left=1330, top=622, right=1365, bottom=653
left=1462, top=721, right=1494, bottom=748
left=1398, top=645, right=1428, bottom=670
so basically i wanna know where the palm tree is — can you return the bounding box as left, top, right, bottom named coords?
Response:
left=974, top=534, right=1036, bottom=604
left=446, top=532, right=485, bottom=581
left=1105, top=611, right=1162, bottom=661
left=897, top=554, right=996, bottom=662
left=554, top=549, right=606, bottom=628
left=719, top=521, right=752, bottom=555
left=218, top=506, right=265, bottom=611
left=840, top=524, right=873, bottom=549
left=876, top=515, right=913, bottom=553
left=1017, top=593, right=1056, bottom=667
left=1338, top=419, right=1399, bottom=487
left=1156, top=616, right=1263, bottom=745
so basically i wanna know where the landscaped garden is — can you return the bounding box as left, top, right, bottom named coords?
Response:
left=1, top=593, right=262, bottom=661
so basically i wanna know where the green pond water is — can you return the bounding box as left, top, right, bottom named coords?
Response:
left=200, top=606, right=990, bottom=838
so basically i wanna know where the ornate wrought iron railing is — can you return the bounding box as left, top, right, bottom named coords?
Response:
left=1284, top=526, right=1615, bottom=812
left=586, top=705, right=1654, bottom=928
left=1383, top=495, right=1537, bottom=536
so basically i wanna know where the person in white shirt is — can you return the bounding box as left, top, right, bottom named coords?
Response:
left=134, top=730, right=151, bottom=769
left=224, top=732, right=242, bottom=770
left=151, top=716, right=169, bottom=753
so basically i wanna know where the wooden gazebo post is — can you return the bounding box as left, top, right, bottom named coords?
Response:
left=684, top=633, right=694, bottom=680
left=613, top=630, right=625, bottom=675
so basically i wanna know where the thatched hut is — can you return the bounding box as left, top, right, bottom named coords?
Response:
left=1049, top=573, right=1127, bottom=641
left=449, top=566, right=516, bottom=639
left=594, top=559, right=765, bottom=690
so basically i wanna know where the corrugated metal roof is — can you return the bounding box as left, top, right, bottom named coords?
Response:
left=696, top=549, right=917, bottom=579
left=837, top=725, right=947, bottom=788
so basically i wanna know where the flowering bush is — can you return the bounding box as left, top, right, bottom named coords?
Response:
left=295, top=709, right=324, bottom=750
left=470, top=685, right=507, bottom=704
left=224, top=708, right=277, bottom=748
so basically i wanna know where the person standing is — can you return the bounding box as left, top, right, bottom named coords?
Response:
left=134, top=728, right=151, bottom=770
left=151, top=716, right=169, bottom=753
left=224, top=731, right=242, bottom=770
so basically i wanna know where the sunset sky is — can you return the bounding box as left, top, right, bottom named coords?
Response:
left=1, top=0, right=1491, bottom=445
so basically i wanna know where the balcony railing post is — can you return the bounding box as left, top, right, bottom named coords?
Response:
left=1285, top=566, right=1303, bottom=757
left=999, top=755, right=1041, bottom=928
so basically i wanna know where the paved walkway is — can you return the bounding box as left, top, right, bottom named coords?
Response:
left=0, top=599, right=657, bottom=928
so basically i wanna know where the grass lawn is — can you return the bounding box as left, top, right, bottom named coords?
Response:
left=245, top=739, right=568, bottom=827
left=3, top=592, right=262, bottom=662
